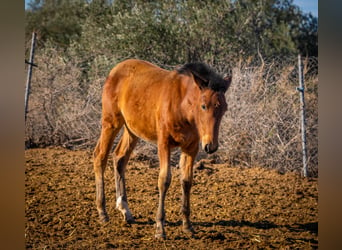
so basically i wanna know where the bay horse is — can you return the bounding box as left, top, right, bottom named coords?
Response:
left=93, top=59, right=231, bottom=239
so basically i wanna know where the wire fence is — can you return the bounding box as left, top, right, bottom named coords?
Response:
left=219, top=56, right=317, bottom=176
left=25, top=48, right=318, bottom=177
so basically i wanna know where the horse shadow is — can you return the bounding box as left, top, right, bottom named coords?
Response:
left=131, top=218, right=317, bottom=236
left=194, top=220, right=317, bottom=234
left=194, top=219, right=278, bottom=230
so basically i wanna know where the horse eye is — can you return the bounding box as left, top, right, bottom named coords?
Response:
left=201, top=104, right=206, bottom=110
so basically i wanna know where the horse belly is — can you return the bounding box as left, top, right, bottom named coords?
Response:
left=124, top=114, right=158, bottom=143
left=120, top=97, right=159, bottom=144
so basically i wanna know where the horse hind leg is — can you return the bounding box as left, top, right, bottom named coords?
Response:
left=93, top=119, right=123, bottom=223
left=113, top=127, right=138, bottom=224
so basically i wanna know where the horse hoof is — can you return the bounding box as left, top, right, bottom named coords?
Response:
left=183, top=226, right=195, bottom=235
left=155, top=233, right=166, bottom=240
left=126, top=217, right=135, bottom=224
left=122, top=217, right=135, bottom=226
left=99, top=215, right=109, bottom=224
left=124, top=214, right=135, bottom=224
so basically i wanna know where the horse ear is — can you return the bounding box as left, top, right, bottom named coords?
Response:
left=222, top=74, right=232, bottom=92
left=191, top=71, right=209, bottom=90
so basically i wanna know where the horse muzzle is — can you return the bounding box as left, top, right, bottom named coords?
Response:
left=204, top=143, right=218, bottom=154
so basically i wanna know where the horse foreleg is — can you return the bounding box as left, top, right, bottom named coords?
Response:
left=93, top=123, right=118, bottom=223
left=155, top=144, right=171, bottom=239
left=114, top=128, right=138, bottom=223
left=179, top=149, right=197, bottom=235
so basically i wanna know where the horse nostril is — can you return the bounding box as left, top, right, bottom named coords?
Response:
left=205, top=144, right=210, bottom=153
left=204, top=144, right=218, bottom=154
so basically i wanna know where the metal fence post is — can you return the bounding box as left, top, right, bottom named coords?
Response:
left=297, top=54, right=308, bottom=177
left=25, top=32, right=37, bottom=123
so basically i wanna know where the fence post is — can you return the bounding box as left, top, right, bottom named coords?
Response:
left=25, top=32, right=37, bottom=123
left=297, top=54, right=308, bottom=177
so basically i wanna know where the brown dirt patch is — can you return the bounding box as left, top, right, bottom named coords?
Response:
left=25, top=147, right=317, bottom=249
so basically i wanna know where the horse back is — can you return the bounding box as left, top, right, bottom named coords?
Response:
left=102, top=59, right=185, bottom=143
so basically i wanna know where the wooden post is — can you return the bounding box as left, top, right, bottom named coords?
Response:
left=25, top=32, right=37, bottom=123
left=297, top=54, right=308, bottom=177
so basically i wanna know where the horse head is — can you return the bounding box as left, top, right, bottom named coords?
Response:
left=178, top=63, right=232, bottom=154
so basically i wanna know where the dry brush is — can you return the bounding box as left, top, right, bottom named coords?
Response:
left=25, top=49, right=317, bottom=176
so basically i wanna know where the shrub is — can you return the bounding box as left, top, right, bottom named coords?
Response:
left=25, top=47, right=317, bottom=176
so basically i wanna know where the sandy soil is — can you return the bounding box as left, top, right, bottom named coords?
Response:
left=25, top=147, right=317, bottom=249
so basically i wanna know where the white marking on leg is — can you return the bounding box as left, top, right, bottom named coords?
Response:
left=116, top=196, right=133, bottom=221
left=116, top=196, right=123, bottom=209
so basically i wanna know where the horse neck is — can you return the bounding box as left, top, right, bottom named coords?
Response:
left=179, top=77, right=200, bottom=126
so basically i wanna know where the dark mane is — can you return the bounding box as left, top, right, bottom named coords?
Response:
left=177, top=62, right=228, bottom=92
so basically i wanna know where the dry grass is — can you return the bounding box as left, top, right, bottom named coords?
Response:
left=219, top=57, right=318, bottom=176
left=25, top=49, right=317, bottom=176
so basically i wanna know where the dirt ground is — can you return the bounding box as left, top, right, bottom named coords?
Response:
left=25, top=147, right=318, bottom=249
